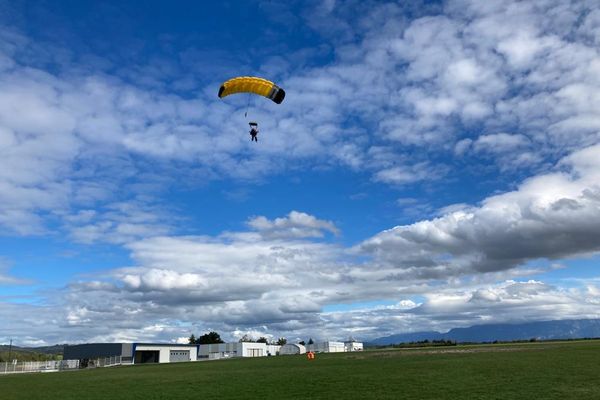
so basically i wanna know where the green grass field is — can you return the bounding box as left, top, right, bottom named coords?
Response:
left=2, top=341, right=599, bottom=399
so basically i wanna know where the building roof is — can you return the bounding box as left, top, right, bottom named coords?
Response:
left=65, top=342, right=198, bottom=347
left=282, top=343, right=306, bottom=351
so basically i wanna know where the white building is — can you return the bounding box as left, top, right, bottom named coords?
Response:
left=198, top=342, right=281, bottom=359
left=306, top=341, right=346, bottom=353
left=279, top=343, right=306, bottom=355
left=135, top=344, right=198, bottom=363
left=344, top=340, right=364, bottom=352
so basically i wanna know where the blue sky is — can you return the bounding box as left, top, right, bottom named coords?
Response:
left=1, top=0, right=600, bottom=346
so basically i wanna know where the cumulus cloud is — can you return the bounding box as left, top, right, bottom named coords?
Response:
left=358, top=144, right=600, bottom=277
left=247, top=210, right=339, bottom=239
left=121, top=269, right=207, bottom=291
left=3, top=0, right=600, bottom=235
left=315, top=0, right=600, bottom=167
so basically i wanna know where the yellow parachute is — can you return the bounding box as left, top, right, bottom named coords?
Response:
left=218, top=76, right=286, bottom=104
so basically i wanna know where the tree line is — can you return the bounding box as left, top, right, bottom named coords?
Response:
left=188, top=331, right=294, bottom=346
left=0, top=350, right=62, bottom=362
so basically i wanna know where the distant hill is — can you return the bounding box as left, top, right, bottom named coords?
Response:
left=369, top=319, right=600, bottom=346
left=0, top=344, right=64, bottom=355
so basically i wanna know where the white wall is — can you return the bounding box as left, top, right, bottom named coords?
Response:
left=267, top=345, right=281, bottom=355
left=199, top=343, right=282, bottom=358
left=240, top=342, right=266, bottom=357
left=345, top=342, right=363, bottom=352
left=307, top=341, right=345, bottom=353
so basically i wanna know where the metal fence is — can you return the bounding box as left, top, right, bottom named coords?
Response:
left=0, top=359, right=80, bottom=375
left=84, top=355, right=132, bottom=368
left=0, top=356, right=136, bottom=374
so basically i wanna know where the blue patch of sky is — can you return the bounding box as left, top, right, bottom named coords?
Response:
left=170, top=165, right=482, bottom=244
left=529, top=256, right=600, bottom=287
left=3, top=1, right=331, bottom=88
left=322, top=300, right=398, bottom=313
left=0, top=236, right=131, bottom=288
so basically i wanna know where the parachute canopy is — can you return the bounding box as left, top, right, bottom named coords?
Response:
left=218, top=76, right=285, bottom=104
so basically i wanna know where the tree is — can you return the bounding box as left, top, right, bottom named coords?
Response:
left=307, top=338, right=314, bottom=345
left=276, top=337, right=287, bottom=346
left=198, top=331, right=224, bottom=344
left=239, top=334, right=253, bottom=343
left=256, top=337, right=269, bottom=344
left=299, top=340, right=306, bottom=346
left=188, top=334, right=196, bottom=344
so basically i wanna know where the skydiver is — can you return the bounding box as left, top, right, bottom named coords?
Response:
left=249, top=122, right=259, bottom=142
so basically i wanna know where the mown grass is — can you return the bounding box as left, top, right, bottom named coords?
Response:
left=1, top=340, right=599, bottom=399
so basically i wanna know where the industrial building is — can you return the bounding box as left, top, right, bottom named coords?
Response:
left=63, top=343, right=199, bottom=364
left=198, top=342, right=281, bottom=359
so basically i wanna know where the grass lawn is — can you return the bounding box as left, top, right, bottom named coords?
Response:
left=1, top=340, right=599, bottom=399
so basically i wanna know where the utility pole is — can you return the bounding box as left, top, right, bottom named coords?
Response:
left=8, top=339, right=12, bottom=362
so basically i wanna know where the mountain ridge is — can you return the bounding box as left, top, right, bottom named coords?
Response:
left=368, top=319, right=600, bottom=346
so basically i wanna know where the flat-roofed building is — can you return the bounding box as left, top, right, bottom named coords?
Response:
left=63, top=343, right=199, bottom=364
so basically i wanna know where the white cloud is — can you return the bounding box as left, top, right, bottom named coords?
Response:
left=358, top=144, right=600, bottom=276
left=121, top=269, right=207, bottom=291
left=3, top=0, right=600, bottom=236
left=473, top=133, right=530, bottom=154
left=64, top=200, right=174, bottom=244
left=247, top=210, right=339, bottom=239
left=374, top=162, right=447, bottom=185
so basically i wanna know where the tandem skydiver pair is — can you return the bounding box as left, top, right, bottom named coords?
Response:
left=218, top=76, right=285, bottom=142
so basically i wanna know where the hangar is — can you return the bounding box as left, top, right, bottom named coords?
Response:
left=279, top=343, right=306, bottom=355
left=63, top=343, right=199, bottom=364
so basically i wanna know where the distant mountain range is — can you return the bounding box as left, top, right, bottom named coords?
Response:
left=0, top=344, right=64, bottom=355
left=368, top=319, right=600, bottom=346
